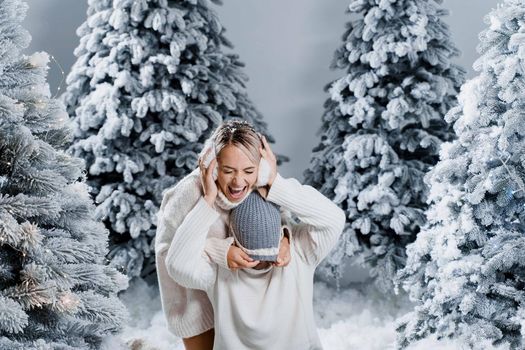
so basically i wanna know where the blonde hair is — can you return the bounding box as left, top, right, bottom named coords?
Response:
left=211, top=119, right=262, bottom=164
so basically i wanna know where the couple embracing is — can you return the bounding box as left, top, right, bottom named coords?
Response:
left=155, top=119, right=346, bottom=350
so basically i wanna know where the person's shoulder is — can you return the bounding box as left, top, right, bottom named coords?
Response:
left=160, top=169, right=202, bottom=210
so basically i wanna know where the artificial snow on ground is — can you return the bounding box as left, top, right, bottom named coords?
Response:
left=100, top=277, right=471, bottom=350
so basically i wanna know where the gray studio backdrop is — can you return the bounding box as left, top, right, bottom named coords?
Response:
left=23, top=0, right=500, bottom=283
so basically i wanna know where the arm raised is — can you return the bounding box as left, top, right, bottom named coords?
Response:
left=266, top=173, right=346, bottom=266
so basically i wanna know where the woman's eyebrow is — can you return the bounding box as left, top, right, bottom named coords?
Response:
left=222, top=165, right=256, bottom=170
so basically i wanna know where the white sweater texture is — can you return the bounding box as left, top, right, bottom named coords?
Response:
left=155, top=168, right=241, bottom=338
left=158, top=171, right=346, bottom=349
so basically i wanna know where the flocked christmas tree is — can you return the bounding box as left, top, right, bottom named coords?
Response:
left=303, top=0, right=465, bottom=290
left=0, top=0, right=128, bottom=349
left=397, top=0, right=525, bottom=348
left=63, top=0, right=286, bottom=279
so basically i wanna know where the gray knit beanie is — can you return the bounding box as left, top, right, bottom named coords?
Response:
left=229, top=190, right=282, bottom=261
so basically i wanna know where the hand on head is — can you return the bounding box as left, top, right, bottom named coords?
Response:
left=199, top=147, right=218, bottom=206
left=258, top=134, right=278, bottom=187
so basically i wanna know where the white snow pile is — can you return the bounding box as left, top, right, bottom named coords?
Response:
left=100, top=278, right=475, bottom=350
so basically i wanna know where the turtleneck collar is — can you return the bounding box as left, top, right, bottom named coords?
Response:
left=214, top=187, right=254, bottom=210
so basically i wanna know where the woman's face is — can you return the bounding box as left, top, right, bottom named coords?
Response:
left=216, top=144, right=259, bottom=202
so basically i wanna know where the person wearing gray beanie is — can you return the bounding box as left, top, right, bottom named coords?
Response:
left=162, top=130, right=346, bottom=350
left=229, top=190, right=283, bottom=262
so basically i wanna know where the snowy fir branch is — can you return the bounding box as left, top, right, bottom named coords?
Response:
left=0, top=0, right=128, bottom=348
left=498, top=153, right=525, bottom=196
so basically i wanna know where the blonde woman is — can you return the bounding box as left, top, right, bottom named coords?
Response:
left=158, top=118, right=346, bottom=349
left=155, top=119, right=292, bottom=349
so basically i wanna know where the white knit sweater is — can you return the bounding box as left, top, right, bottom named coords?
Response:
left=155, top=167, right=246, bottom=337
left=163, top=172, right=346, bottom=349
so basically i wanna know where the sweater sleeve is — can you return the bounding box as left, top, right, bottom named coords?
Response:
left=266, top=173, right=346, bottom=266
left=155, top=172, right=232, bottom=272
left=164, top=196, right=219, bottom=291
left=155, top=173, right=219, bottom=293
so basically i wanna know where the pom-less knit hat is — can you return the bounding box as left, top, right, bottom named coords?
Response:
left=229, top=190, right=282, bottom=261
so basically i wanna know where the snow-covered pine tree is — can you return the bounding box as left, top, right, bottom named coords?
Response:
left=0, top=1, right=128, bottom=349
left=63, top=0, right=285, bottom=279
left=303, top=0, right=464, bottom=290
left=397, top=1, right=525, bottom=348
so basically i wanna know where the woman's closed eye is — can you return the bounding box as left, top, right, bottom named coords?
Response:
left=224, top=171, right=254, bottom=174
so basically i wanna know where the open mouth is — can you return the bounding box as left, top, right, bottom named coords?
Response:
left=228, top=185, right=247, bottom=200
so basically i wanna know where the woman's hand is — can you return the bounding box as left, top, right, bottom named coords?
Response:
left=199, top=148, right=218, bottom=206
left=227, top=245, right=260, bottom=271
left=273, top=235, right=291, bottom=267
left=256, top=186, right=268, bottom=199
left=259, top=134, right=277, bottom=187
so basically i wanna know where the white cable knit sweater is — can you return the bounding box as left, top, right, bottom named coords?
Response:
left=155, top=167, right=246, bottom=337
left=161, top=172, right=346, bottom=349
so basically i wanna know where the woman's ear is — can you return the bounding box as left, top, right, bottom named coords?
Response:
left=256, top=157, right=271, bottom=187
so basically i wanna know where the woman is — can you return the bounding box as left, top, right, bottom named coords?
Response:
left=155, top=119, right=292, bottom=350
left=162, top=119, right=346, bottom=349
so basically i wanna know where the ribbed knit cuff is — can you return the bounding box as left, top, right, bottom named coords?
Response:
left=205, top=236, right=235, bottom=270
left=266, top=173, right=288, bottom=206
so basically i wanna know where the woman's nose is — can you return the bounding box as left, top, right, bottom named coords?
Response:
left=231, top=175, right=243, bottom=184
